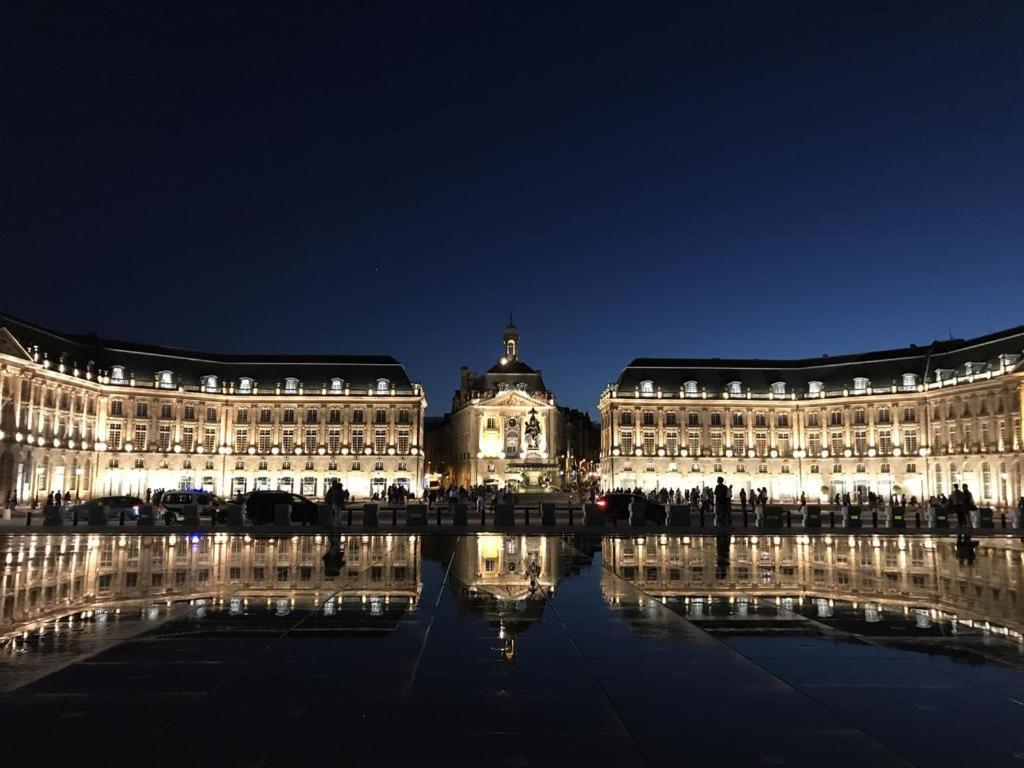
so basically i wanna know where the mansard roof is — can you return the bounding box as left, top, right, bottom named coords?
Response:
left=0, top=312, right=416, bottom=392
left=614, top=325, right=1024, bottom=396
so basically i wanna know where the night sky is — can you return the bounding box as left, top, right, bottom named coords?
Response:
left=3, top=2, right=1023, bottom=415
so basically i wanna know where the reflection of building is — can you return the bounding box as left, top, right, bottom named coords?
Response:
left=427, top=324, right=562, bottom=490
left=602, top=534, right=1024, bottom=637
left=0, top=532, right=421, bottom=636
left=0, top=314, right=426, bottom=502
left=599, top=327, right=1024, bottom=503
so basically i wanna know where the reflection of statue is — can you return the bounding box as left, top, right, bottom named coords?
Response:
left=525, top=408, right=541, bottom=449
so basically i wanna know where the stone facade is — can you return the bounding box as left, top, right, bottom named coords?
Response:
left=0, top=315, right=426, bottom=503
left=599, top=327, right=1024, bottom=506
left=430, top=324, right=562, bottom=490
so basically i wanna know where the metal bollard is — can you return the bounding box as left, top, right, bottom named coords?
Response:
left=872, top=511, right=878, bottom=528
left=785, top=510, right=792, bottom=528
left=119, top=508, right=125, bottom=526
left=25, top=510, right=31, bottom=527
left=73, top=508, right=79, bottom=526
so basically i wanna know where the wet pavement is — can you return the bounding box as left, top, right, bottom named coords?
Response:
left=0, top=531, right=1022, bottom=767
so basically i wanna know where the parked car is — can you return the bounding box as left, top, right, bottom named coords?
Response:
left=243, top=490, right=318, bottom=525
left=160, top=490, right=230, bottom=525
left=595, top=493, right=666, bottom=525
left=66, top=495, right=143, bottom=522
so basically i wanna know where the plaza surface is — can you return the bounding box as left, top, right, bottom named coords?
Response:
left=0, top=531, right=1023, bottom=767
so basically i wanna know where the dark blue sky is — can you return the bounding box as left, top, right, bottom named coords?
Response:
left=3, top=2, right=1023, bottom=415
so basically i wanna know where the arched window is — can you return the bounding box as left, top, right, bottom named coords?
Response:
left=376, top=378, right=390, bottom=394
left=202, top=375, right=218, bottom=392
left=639, top=380, right=654, bottom=397
left=807, top=381, right=823, bottom=396
left=110, top=366, right=125, bottom=384
left=853, top=377, right=869, bottom=393
left=329, top=378, right=343, bottom=393
left=683, top=380, right=698, bottom=396
left=497, top=382, right=509, bottom=393
left=156, top=370, right=174, bottom=389
left=238, top=377, right=253, bottom=394
left=284, top=377, right=299, bottom=394
left=515, top=382, right=527, bottom=392
left=728, top=381, right=742, bottom=396
left=770, top=381, right=786, bottom=396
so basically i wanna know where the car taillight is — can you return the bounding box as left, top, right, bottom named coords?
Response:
left=596, top=499, right=606, bottom=507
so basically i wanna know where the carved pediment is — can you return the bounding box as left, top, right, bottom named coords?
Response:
left=485, top=390, right=549, bottom=409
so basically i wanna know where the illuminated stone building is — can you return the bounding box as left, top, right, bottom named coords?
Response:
left=599, top=326, right=1024, bottom=505
left=0, top=315, right=426, bottom=503
left=429, top=324, right=562, bottom=490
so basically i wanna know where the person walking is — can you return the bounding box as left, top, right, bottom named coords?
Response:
left=739, top=488, right=747, bottom=514
left=960, top=484, right=975, bottom=528
left=950, top=483, right=966, bottom=527
left=713, top=476, right=730, bottom=528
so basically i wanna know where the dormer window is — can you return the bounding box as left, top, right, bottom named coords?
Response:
left=807, top=381, right=823, bottom=396
left=639, top=380, right=654, bottom=397
left=376, top=378, right=390, bottom=394
left=999, top=353, right=1021, bottom=368
left=238, top=377, right=253, bottom=394
left=497, top=382, right=509, bottom=393
left=515, top=382, right=527, bottom=392
left=202, top=375, right=218, bottom=392
left=110, top=366, right=125, bottom=384
left=728, top=381, right=742, bottom=396
left=853, top=377, right=870, bottom=393
left=770, top=381, right=786, bottom=396
left=903, top=373, right=920, bottom=388
left=963, top=361, right=985, bottom=376
left=284, top=377, right=299, bottom=394
left=156, top=370, right=174, bottom=389
left=931, top=370, right=951, bottom=384
left=683, top=380, right=698, bottom=396
left=329, top=378, right=343, bottom=393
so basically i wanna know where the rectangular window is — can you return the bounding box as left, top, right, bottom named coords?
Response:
left=619, top=431, right=633, bottom=455
left=878, top=429, right=892, bottom=454
left=398, top=409, right=411, bottom=425
left=282, top=429, right=295, bottom=453
left=732, top=431, right=746, bottom=455
left=107, top=422, right=122, bottom=450
left=160, top=403, right=173, bottom=419
left=110, top=400, right=123, bottom=416
left=133, top=424, right=147, bottom=451
left=665, top=412, right=679, bottom=427
left=642, top=431, right=656, bottom=456
left=351, top=409, right=364, bottom=425
left=304, top=429, right=317, bottom=453
left=235, top=428, right=249, bottom=453
left=806, top=412, right=820, bottom=428
left=903, top=429, right=918, bottom=455
left=665, top=432, right=678, bottom=456
left=687, top=430, right=701, bottom=456
left=203, top=427, right=217, bottom=453
left=876, top=407, right=890, bottom=424
left=136, top=402, right=148, bottom=418
left=158, top=424, right=171, bottom=451
left=755, top=431, right=767, bottom=457
left=351, top=429, right=364, bottom=452
left=642, top=411, right=655, bottom=426
left=830, top=431, right=844, bottom=456
left=259, top=408, right=272, bottom=424
left=283, top=409, right=295, bottom=424
left=235, top=408, right=248, bottom=424
left=305, top=409, right=318, bottom=424
left=397, top=430, right=410, bottom=454
left=206, top=407, right=217, bottom=422
left=807, top=432, right=821, bottom=455
left=374, top=429, right=387, bottom=454
left=710, top=431, right=723, bottom=456
left=329, top=408, right=342, bottom=424
left=687, top=413, right=700, bottom=427
left=258, top=428, right=271, bottom=454
left=374, top=409, right=388, bottom=425
left=777, top=432, right=790, bottom=457
left=183, top=404, right=195, bottom=420
left=328, top=429, right=341, bottom=453
left=854, top=430, right=867, bottom=455
left=902, top=407, right=916, bottom=423
left=182, top=426, right=194, bottom=452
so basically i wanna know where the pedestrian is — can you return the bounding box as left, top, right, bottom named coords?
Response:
left=961, top=484, right=975, bottom=527
left=739, top=488, right=747, bottom=513
left=950, top=483, right=966, bottom=527
left=47, top=491, right=55, bottom=507
left=713, top=476, right=730, bottom=527
left=63, top=490, right=71, bottom=507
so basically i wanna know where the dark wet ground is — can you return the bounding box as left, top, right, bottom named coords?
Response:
left=0, top=532, right=1022, bottom=767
